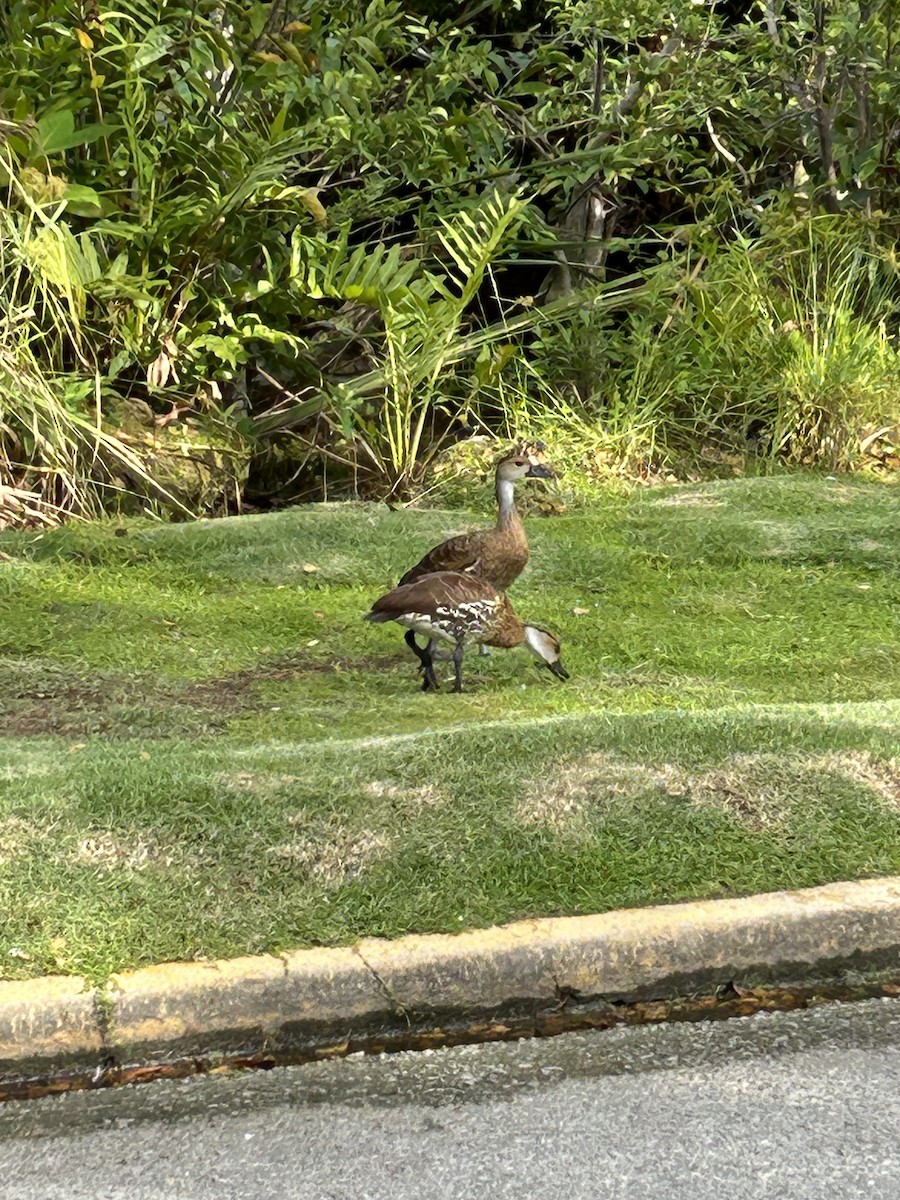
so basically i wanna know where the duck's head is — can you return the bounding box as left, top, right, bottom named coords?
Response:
left=496, top=453, right=554, bottom=483
left=523, top=625, right=570, bottom=679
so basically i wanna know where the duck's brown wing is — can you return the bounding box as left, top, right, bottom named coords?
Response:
left=397, top=530, right=489, bottom=587
left=366, top=571, right=497, bottom=621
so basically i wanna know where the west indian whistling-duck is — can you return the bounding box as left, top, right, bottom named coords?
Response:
left=364, top=570, right=569, bottom=693
left=397, top=448, right=554, bottom=668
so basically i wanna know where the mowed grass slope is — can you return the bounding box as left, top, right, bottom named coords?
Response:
left=0, top=475, right=898, bottom=981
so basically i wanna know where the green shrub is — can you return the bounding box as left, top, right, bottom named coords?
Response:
left=479, top=213, right=900, bottom=489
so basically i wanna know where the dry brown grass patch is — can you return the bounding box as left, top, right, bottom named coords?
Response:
left=516, top=755, right=687, bottom=833
left=270, top=824, right=389, bottom=887
left=687, top=756, right=798, bottom=827
left=75, top=831, right=172, bottom=871
left=518, top=749, right=900, bottom=835
left=812, top=750, right=900, bottom=808
left=218, top=770, right=303, bottom=791
left=0, top=817, right=42, bottom=866
left=363, top=780, right=445, bottom=810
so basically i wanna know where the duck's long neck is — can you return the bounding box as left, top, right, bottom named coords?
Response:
left=495, top=477, right=520, bottom=530
left=491, top=596, right=526, bottom=648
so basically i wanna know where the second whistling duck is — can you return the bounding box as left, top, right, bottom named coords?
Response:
left=364, top=570, right=569, bottom=693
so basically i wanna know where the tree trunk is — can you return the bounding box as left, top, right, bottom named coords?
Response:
left=540, top=37, right=682, bottom=303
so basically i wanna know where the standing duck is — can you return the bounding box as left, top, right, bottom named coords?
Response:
left=396, top=449, right=554, bottom=666
left=398, top=450, right=553, bottom=588
left=364, top=570, right=569, bottom=693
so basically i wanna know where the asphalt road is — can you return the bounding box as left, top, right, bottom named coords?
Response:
left=2, top=998, right=900, bottom=1200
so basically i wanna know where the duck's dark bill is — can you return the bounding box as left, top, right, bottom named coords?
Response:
left=546, top=660, right=570, bottom=680
left=526, top=463, right=555, bottom=479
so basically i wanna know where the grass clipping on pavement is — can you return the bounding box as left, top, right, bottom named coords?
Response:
left=0, top=474, right=898, bottom=982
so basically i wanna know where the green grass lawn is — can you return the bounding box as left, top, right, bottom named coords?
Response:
left=1, top=474, right=898, bottom=983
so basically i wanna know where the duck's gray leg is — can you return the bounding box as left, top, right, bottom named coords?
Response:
left=452, top=639, right=465, bottom=693
left=437, top=640, right=488, bottom=661
left=430, top=637, right=454, bottom=662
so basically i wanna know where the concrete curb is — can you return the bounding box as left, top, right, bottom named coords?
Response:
left=3, top=876, right=900, bottom=1092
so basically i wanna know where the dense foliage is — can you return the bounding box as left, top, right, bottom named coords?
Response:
left=0, top=0, right=898, bottom=518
